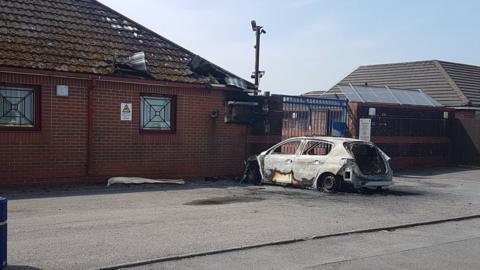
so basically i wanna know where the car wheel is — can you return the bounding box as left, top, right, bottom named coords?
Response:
left=245, top=164, right=262, bottom=185
left=319, top=173, right=341, bottom=193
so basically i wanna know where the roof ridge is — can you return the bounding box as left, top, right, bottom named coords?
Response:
left=433, top=60, right=470, bottom=105
left=358, top=60, right=437, bottom=68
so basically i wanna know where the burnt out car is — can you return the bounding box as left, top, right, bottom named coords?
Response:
left=243, top=137, right=392, bottom=192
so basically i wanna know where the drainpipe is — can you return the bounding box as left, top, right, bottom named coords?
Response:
left=86, top=78, right=96, bottom=176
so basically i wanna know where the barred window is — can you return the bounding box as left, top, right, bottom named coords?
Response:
left=0, top=85, right=39, bottom=129
left=140, top=95, right=175, bottom=132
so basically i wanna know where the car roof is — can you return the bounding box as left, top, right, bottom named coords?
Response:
left=286, top=136, right=366, bottom=144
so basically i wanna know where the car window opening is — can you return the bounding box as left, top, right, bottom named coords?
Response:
left=348, top=143, right=387, bottom=175
left=272, top=141, right=301, bottom=154
left=302, top=141, right=332, bottom=156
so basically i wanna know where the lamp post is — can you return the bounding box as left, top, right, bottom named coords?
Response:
left=251, top=20, right=266, bottom=95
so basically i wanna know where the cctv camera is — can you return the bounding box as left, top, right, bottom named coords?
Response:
left=251, top=20, right=257, bottom=31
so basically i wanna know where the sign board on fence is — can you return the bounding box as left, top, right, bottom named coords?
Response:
left=359, top=118, right=372, bottom=141
left=121, top=103, right=132, bottom=121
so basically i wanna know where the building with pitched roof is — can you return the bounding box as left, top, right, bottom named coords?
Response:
left=0, top=0, right=256, bottom=186
left=305, top=60, right=480, bottom=167
left=324, top=60, right=480, bottom=117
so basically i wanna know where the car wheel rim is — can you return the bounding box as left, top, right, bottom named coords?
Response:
left=324, top=176, right=335, bottom=189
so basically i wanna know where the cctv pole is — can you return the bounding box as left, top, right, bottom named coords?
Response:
left=254, top=27, right=261, bottom=92
left=251, top=20, right=265, bottom=96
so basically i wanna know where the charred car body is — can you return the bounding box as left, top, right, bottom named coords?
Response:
left=244, top=137, right=393, bottom=192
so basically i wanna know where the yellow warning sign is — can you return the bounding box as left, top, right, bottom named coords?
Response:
left=120, top=103, right=132, bottom=121
left=122, top=104, right=131, bottom=113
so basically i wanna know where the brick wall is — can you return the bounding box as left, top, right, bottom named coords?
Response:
left=0, top=69, right=248, bottom=186
left=454, top=110, right=476, bottom=119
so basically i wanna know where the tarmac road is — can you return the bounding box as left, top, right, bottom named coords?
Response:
left=3, top=167, right=480, bottom=270
left=123, top=218, right=480, bottom=270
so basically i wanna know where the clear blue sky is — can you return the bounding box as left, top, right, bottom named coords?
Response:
left=98, top=0, right=480, bottom=95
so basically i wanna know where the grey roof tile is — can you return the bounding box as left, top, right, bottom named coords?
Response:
left=325, top=60, right=480, bottom=107
left=0, top=0, right=253, bottom=88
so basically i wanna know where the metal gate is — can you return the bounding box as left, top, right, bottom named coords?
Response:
left=281, top=96, right=348, bottom=139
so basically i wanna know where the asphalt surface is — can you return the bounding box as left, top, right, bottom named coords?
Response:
left=3, top=167, right=480, bottom=270
left=123, top=218, right=480, bottom=270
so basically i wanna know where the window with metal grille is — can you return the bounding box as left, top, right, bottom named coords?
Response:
left=0, top=85, right=39, bottom=129
left=140, top=95, right=175, bottom=132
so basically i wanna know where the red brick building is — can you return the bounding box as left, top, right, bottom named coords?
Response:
left=0, top=0, right=255, bottom=186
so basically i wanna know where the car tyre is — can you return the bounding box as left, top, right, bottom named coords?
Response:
left=319, top=173, right=342, bottom=193
left=245, top=163, right=262, bottom=185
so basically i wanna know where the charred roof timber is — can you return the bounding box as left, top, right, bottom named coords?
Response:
left=188, top=56, right=252, bottom=90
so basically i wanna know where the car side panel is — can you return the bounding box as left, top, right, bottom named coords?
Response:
left=292, top=155, right=328, bottom=186
left=262, top=154, right=296, bottom=184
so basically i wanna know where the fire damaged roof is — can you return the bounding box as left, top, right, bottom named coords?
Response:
left=321, top=60, right=480, bottom=107
left=0, top=0, right=254, bottom=89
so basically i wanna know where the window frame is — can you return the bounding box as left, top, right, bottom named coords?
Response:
left=139, top=93, right=176, bottom=134
left=268, top=139, right=303, bottom=155
left=300, top=139, right=334, bottom=156
left=0, top=83, right=41, bottom=132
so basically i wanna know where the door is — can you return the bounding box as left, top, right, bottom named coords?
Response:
left=263, top=139, right=302, bottom=184
left=293, top=140, right=333, bottom=185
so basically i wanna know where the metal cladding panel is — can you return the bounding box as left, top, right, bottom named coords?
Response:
left=339, top=85, right=363, bottom=102
left=339, top=85, right=442, bottom=107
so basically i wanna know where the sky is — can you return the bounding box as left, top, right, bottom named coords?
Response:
left=98, top=0, right=480, bottom=95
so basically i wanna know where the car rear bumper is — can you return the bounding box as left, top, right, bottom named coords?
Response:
left=344, top=171, right=393, bottom=188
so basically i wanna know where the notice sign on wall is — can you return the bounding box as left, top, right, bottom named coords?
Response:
left=121, top=103, right=132, bottom=121
left=359, top=118, right=372, bottom=142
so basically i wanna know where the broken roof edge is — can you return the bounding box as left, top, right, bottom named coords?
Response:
left=0, top=66, right=254, bottom=93
left=93, top=0, right=254, bottom=90
left=188, top=54, right=256, bottom=90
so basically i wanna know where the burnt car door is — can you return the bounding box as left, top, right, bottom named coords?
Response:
left=262, top=139, right=302, bottom=184
left=292, top=140, right=333, bottom=186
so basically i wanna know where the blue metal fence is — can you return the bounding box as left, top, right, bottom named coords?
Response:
left=281, top=96, right=348, bottom=139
